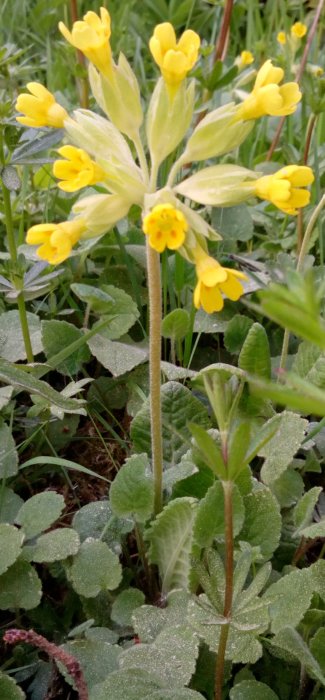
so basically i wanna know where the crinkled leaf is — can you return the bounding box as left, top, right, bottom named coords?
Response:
left=70, top=539, right=122, bottom=597
left=89, top=669, right=161, bottom=700
left=110, top=454, right=154, bottom=523
left=132, top=590, right=190, bottom=643
left=146, top=497, right=198, bottom=593
left=0, top=311, right=42, bottom=361
left=0, top=560, right=42, bottom=610
left=239, top=486, right=281, bottom=561
left=111, top=588, right=145, bottom=627
left=0, top=672, right=26, bottom=699
left=0, top=524, right=23, bottom=574
left=120, top=624, right=200, bottom=688
left=224, top=314, right=254, bottom=355
left=60, top=639, right=121, bottom=690
left=15, top=492, right=65, bottom=539
left=72, top=283, right=139, bottom=340
left=131, top=381, right=209, bottom=466
left=28, top=528, right=80, bottom=563
left=230, top=680, right=279, bottom=699
left=72, top=501, right=132, bottom=551
left=42, top=320, right=91, bottom=375
left=270, top=469, right=304, bottom=508
left=238, top=323, right=271, bottom=379
left=265, top=567, right=314, bottom=633
left=310, top=629, right=325, bottom=674
left=259, top=411, right=308, bottom=485
left=0, top=423, right=18, bottom=478
left=0, top=488, right=23, bottom=524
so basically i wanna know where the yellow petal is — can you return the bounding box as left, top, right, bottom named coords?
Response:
left=200, top=284, right=224, bottom=313
left=152, top=22, right=176, bottom=53
left=254, top=60, right=283, bottom=89
left=219, top=273, right=245, bottom=301
left=26, top=224, right=56, bottom=244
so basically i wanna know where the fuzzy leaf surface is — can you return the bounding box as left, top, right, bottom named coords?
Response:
left=110, top=454, right=154, bottom=522
left=259, top=411, right=308, bottom=484
left=230, top=680, right=279, bottom=699
left=238, top=323, right=271, bottom=379
left=70, top=539, right=122, bottom=597
left=0, top=560, right=42, bottom=610
left=239, top=486, right=281, bottom=561
left=15, top=492, right=65, bottom=539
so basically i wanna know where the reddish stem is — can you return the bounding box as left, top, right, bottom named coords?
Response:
left=266, top=0, right=324, bottom=160
left=214, top=0, right=234, bottom=62
left=4, top=629, right=88, bottom=700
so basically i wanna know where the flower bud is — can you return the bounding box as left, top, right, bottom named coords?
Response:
left=175, top=164, right=257, bottom=206
left=146, top=78, right=195, bottom=168
left=16, top=83, right=68, bottom=128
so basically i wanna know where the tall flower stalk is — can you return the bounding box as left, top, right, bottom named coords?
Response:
left=14, top=7, right=314, bottom=525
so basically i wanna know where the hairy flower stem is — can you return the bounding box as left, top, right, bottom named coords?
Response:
left=1, top=182, right=34, bottom=363
left=215, top=479, right=234, bottom=700
left=279, top=194, right=325, bottom=373
left=146, top=239, right=163, bottom=515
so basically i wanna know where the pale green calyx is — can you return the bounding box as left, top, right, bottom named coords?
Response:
left=175, top=164, right=258, bottom=206
left=146, top=77, right=195, bottom=169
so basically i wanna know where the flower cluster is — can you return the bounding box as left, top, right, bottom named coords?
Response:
left=15, top=7, right=314, bottom=313
left=277, top=21, right=307, bottom=48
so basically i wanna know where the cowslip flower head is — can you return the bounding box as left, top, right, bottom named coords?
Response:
left=277, top=31, right=287, bottom=45
left=236, top=50, right=254, bottom=70
left=53, top=146, right=106, bottom=192
left=193, top=248, right=247, bottom=314
left=59, top=7, right=112, bottom=78
left=26, top=219, right=85, bottom=265
left=15, top=83, right=68, bottom=128
left=254, top=165, right=314, bottom=215
left=291, top=22, right=307, bottom=39
left=149, top=22, right=200, bottom=96
left=236, top=59, right=301, bottom=121
left=142, top=203, right=188, bottom=253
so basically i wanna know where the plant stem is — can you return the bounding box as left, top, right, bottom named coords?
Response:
left=297, top=114, right=317, bottom=253
left=214, top=0, right=234, bottom=62
left=146, top=239, right=163, bottom=515
left=215, top=479, right=234, bottom=700
left=267, top=0, right=324, bottom=160
left=1, top=181, right=34, bottom=363
left=279, top=194, right=325, bottom=372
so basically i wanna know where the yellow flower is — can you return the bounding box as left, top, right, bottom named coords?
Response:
left=142, top=203, right=188, bottom=253
left=236, top=59, right=301, bottom=121
left=59, top=7, right=112, bottom=78
left=194, top=249, right=247, bottom=314
left=291, top=22, right=307, bottom=39
left=149, top=22, right=200, bottom=92
left=15, top=83, right=68, bottom=128
left=277, top=31, right=287, bottom=45
left=53, top=146, right=106, bottom=192
left=254, top=165, right=314, bottom=215
left=26, top=219, right=85, bottom=265
left=237, top=50, right=254, bottom=68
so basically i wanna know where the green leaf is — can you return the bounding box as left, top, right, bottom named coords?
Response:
left=230, top=680, right=279, bottom=699
left=28, top=528, right=80, bottom=563
left=238, top=323, right=271, bottom=379
left=72, top=283, right=139, bottom=340
left=146, top=497, right=198, bottom=593
left=239, top=485, right=281, bottom=561
left=270, top=627, right=325, bottom=686
left=0, top=385, right=14, bottom=409
left=292, top=342, right=325, bottom=386
left=0, top=359, right=86, bottom=414
left=299, top=520, right=325, bottom=538
left=0, top=488, right=24, bottom=524
left=111, top=588, right=145, bottom=627
left=193, top=481, right=245, bottom=549
left=120, top=624, right=200, bottom=688
left=150, top=691, right=205, bottom=699
left=0, top=311, right=42, bottom=361
left=132, top=590, right=190, bottom=644
left=1, top=165, right=20, bottom=190
left=15, top=492, right=65, bottom=539
left=310, top=629, right=325, bottom=674
left=259, top=411, right=308, bottom=485
left=0, top=560, right=42, bottom=610
left=131, top=381, right=210, bottom=466
left=110, top=454, right=154, bottom=523
left=60, top=639, right=121, bottom=690
left=270, top=469, right=304, bottom=508
left=224, top=315, right=254, bottom=355
left=0, top=524, right=23, bottom=575
left=88, top=336, right=148, bottom=376
left=70, top=539, right=122, bottom=597
left=249, top=374, right=325, bottom=416
left=265, top=568, right=314, bottom=633
left=20, top=456, right=110, bottom=482
left=42, top=320, right=91, bottom=375
left=293, top=486, right=322, bottom=535
left=212, top=205, right=254, bottom=241
left=72, top=501, right=132, bottom=549
left=90, top=669, right=161, bottom=700
left=0, top=423, right=18, bottom=478
left=161, top=309, right=190, bottom=340
left=0, top=673, right=26, bottom=699
left=227, top=422, right=251, bottom=480
left=189, top=424, right=227, bottom=479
